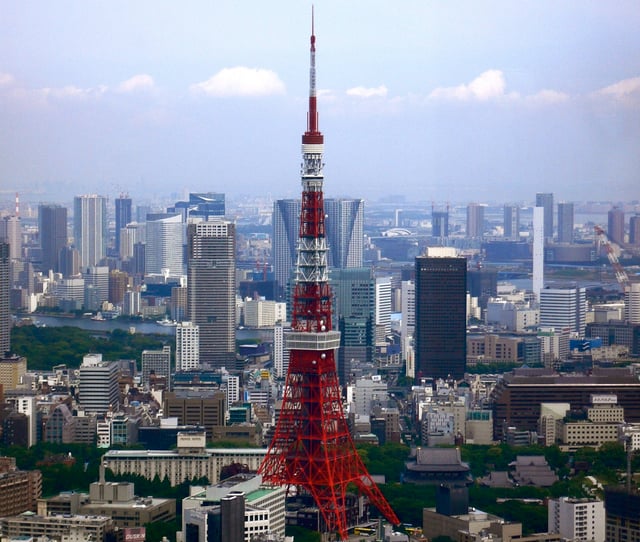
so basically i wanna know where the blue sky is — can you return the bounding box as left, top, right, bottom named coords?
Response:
left=1, top=1, right=639, bottom=204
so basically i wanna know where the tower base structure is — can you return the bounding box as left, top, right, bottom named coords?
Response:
left=259, top=333, right=399, bottom=540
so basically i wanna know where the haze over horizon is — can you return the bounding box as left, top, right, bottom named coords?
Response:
left=1, top=1, right=639, bottom=204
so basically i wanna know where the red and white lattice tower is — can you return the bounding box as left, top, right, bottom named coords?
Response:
left=258, top=11, right=399, bottom=540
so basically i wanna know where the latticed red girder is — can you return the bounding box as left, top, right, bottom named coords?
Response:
left=259, top=348, right=400, bottom=539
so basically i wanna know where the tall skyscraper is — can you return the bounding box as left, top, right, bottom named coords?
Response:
left=432, top=209, right=449, bottom=238
left=330, top=267, right=376, bottom=384
left=259, top=16, right=398, bottom=538
left=145, top=213, right=184, bottom=276
left=187, top=219, right=236, bottom=368
left=272, top=199, right=300, bottom=301
left=273, top=198, right=363, bottom=300
left=324, top=199, right=364, bottom=268
left=536, top=193, right=554, bottom=240
left=114, top=195, right=132, bottom=255
left=73, top=195, right=107, bottom=267
left=0, top=243, right=9, bottom=355
left=503, top=204, right=520, bottom=240
left=176, top=321, right=200, bottom=371
left=400, top=279, right=415, bottom=372
left=608, top=206, right=625, bottom=245
left=466, top=203, right=485, bottom=238
left=629, top=215, right=640, bottom=246
left=38, top=204, right=67, bottom=274
left=0, top=216, right=21, bottom=261
left=557, top=202, right=574, bottom=243
left=375, top=276, right=392, bottom=341
left=533, top=207, right=545, bottom=303
left=539, top=286, right=587, bottom=335
left=415, top=253, right=467, bottom=380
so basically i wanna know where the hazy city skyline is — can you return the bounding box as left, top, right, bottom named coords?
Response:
left=1, top=1, right=639, bottom=203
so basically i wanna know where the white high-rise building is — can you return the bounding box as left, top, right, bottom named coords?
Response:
left=533, top=206, right=544, bottom=303
left=625, top=283, right=640, bottom=324
left=273, top=322, right=291, bottom=379
left=123, top=289, right=141, bottom=316
left=74, top=195, right=107, bottom=267
left=176, top=321, right=200, bottom=371
left=224, top=374, right=241, bottom=410
left=548, top=497, right=605, bottom=542
left=145, top=213, right=184, bottom=276
left=400, top=280, right=415, bottom=363
left=540, top=286, right=587, bottom=335
left=78, top=354, right=120, bottom=414
left=375, top=276, right=392, bottom=342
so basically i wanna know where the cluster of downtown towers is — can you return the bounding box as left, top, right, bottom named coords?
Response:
left=25, top=192, right=467, bottom=382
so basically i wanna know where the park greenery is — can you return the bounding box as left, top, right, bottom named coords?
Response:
left=10, top=325, right=168, bottom=370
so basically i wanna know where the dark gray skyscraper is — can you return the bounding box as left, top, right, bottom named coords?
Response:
left=432, top=210, right=449, bottom=238
left=608, top=206, right=625, bottom=245
left=630, top=215, right=640, bottom=246
left=415, top=255, right=467, bottom=381
left=0, top=243, right=9, bottom=354
left=557, top=202, right=574, bottom=243
left=114, top=195, right=132, bottom=255
left=187, top=219, right=236, bottom=368
left=503, top=204, right=520, bottom=240
left=535, top=192, right=554, bottom=240
left=39, top=204, right=68, bottom=274
left=466, top=203, right=485, bottom=238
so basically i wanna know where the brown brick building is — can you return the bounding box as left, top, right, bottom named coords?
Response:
left=0, top=456, right=42, bottom=516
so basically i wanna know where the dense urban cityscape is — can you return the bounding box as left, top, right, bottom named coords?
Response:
left=1, top=3, right=640, bottom=542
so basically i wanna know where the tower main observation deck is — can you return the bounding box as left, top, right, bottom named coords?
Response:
left=258, top=12, right=400, bottom=540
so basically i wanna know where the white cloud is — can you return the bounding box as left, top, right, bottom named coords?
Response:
left=593, top=76, right=640, bottom=105
left=38, top=85, right=107, bottom=100
left=190, top=67, right=285, bottom=97
left=346, top=85, right=388, bottom=98
left=526, top=89, right=570, bottom=105
left=429, top=70, right=506, bottom=102
left=0, top=72, right=15, bottom=87
left=117, top=74, right=155, bottom=93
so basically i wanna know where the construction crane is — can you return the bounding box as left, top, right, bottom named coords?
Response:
left=594, top=225, right=630, bottom=289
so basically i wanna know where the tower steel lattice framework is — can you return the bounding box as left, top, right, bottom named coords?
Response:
left=258, top=12, right=400, bottom=541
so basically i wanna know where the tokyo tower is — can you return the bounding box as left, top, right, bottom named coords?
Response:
left=258, top=10, right=400, bottom=540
